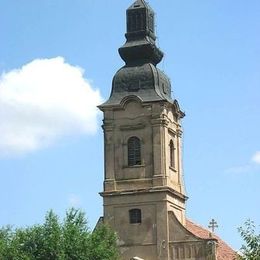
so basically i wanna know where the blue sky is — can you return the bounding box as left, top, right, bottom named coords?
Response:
left=0, top=0, right=259, bottom=251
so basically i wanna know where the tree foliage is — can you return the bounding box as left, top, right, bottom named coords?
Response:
left=238, top=220, right=260, bottom=260
left=0, top=209, right=119, bottom=260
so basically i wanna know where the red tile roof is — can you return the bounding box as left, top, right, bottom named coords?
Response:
left=186, top=219, right=237, bottom=260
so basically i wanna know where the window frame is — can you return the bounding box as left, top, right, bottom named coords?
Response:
left=169, top=139, right=175, bottom=169
left=129, top=208, right=142, bottom=224
left=128, top=136, right=141, bottom=166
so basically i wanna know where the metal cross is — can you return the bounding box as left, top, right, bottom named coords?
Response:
left=208, top=219, right=218, bottom=233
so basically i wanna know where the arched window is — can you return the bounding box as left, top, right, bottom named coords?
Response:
left=129, top=209, right=142, bottom=224
left=170, top=140, right=175, bottom=168
left=128, top=136, right=141, bottom=166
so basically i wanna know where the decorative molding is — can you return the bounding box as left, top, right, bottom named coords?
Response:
left=100, top=187, right=188, bottom=202
left=168, top=128, right=177, bottom=136
left=123, top=164, right=145, bottom=169
left=169, top=166, right=177, bottom=173
left=177, top=129, right=183, bottom=137
left=102, top=124, right=114, bottom=131
left=120, top=123, right=146, bottom=131
left=151, top=118, right=169, bottom=127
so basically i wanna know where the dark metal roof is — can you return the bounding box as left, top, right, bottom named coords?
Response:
left=100, top=0, right=176, bottom=108
left=101, top=63, right=172, bottom=107
left=128, top=0, right=149, bottom=10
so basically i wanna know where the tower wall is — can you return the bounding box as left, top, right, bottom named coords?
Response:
left=100, top=99, right=186, bottom=259
left=102, top=99, right=185, bottom=198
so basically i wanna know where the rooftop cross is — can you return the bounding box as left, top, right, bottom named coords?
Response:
left=208, top=219, right=218, bottom=233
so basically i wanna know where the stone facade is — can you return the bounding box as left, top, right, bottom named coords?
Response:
left=98, top=1, right=236, bottom=259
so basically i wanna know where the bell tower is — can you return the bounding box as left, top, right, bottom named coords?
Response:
left=98, top=1, right=187, bottom=259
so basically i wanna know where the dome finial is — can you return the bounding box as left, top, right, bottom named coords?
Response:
left=118, top=0, right=163, bottom=66
left=126, top=0, right=155, bottom=42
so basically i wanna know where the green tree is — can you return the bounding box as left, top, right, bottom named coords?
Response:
left=238, top=220, right=260, bottom=260
left=0, top=209, right=119, bottom=260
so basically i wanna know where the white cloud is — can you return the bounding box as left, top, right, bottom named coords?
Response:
left=225, top=165, right=251, bottom=174
left=0, top=57, right=103, bottom=156
left=68, top=193, right=81, bottom=207
left=252, top=151, right=260, bottom=164
left=226, top=151, right=260, bottom=174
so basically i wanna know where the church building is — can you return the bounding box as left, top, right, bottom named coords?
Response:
left=98, top=1, right=237, bottom=259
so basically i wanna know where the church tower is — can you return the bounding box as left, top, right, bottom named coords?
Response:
left=99, top=1, right=186, bottom=258
left=98, top=1, right=228, bottom=259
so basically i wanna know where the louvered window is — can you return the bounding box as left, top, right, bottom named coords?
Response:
left=128, top=137, right=141, bottom=166
left=170, top=140, right=175, bottom=168
left=129, top=209, right=142, bottom=224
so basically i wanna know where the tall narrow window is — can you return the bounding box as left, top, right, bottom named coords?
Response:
left=170, top=140, right=175, bottom=168
left=128, top=136, right=141, bottom=166
left=129, top=209, right=142, bottom=224
left=148, top=13, right=154, bottom=33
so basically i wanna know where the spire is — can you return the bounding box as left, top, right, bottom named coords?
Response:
left=119, top=0, right=163, bottom=66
